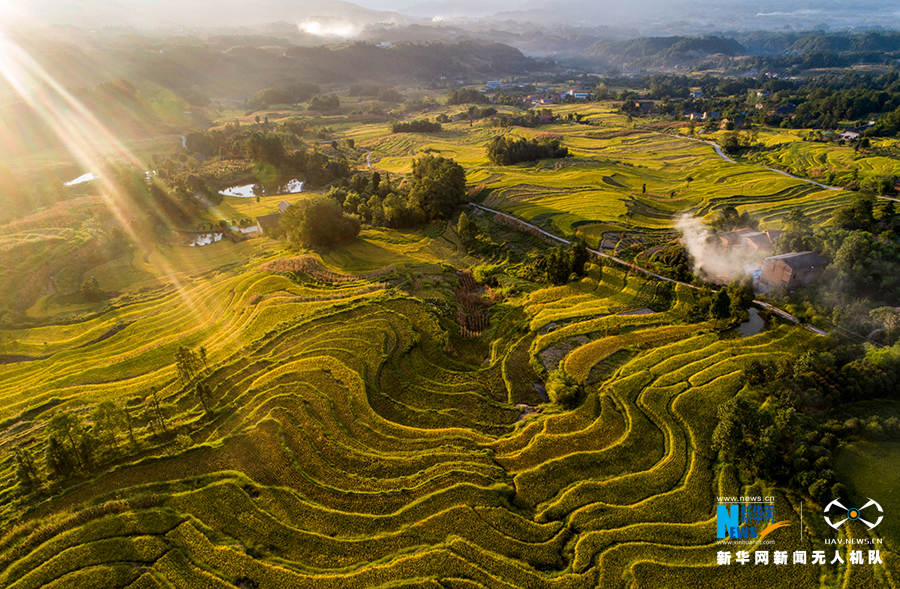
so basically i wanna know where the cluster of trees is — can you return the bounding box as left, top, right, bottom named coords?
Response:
left=437, top=106, right=498, bottom=123
left=545, top=367, right=583, bottom=409
left=486, top=136, right=568, bottom=166
left=14, top=342, right=222, bottom=494
left=108, top=165, right=197, bottom=231
left=568, top=68, right=900, bottom=136
left=455, top=211, right=482, bottom=252
left=486, top=110, right=555, bottom=128
left=281, top=195, right=361, bottom=249
left=251, top=83, right=321, bottom=108
left=320, top=156, right=467, bottom=235
left=81, top=276, right=104, bottom=302
left=409, top=155, right=467, bottom=221
left=771, top=204, right=900, bottom=336
left=492, top=91, right=526, bottom=107
left=585, top=36, right=745, bottom=71
left=713, top=336, right=900, bottom=502
left=683, top=275, right=754, bottom=326
left=14, top=399, right=144, bottom=493
left=831, top=193, right=897, bottom=232
left=447, top=88, right=491, bottom=105
left=649, top=244, right=691, bottom=282
left=391, top=119, right=442, bottom=133
left=184, top=120, right=349, bottom=189
left=23, top=345, right=219, bottom=491
left=185, top=122, right=303, bottom=163
left=711, top=205, right=759, bottom=231
left=309, top=94, right=341, bottom=111
left=525, top=239, right=590, bottom=285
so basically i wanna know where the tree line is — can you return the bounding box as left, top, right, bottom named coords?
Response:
left=391, top=119, right=442, bottom=133
left=714, top=336, right=900, bottom=504
left=279, top=155, right=467, bottom=249
left=12, top=345, right=213, bottom=495
left=486, top=136, right=568, bottom=166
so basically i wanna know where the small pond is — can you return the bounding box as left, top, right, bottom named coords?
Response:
left=736, top=307, right=766, bottom=337
left=221, top=179, right=303, bottom=198
left=189, top=233, right=224, bottom=247
left=64, top=172, right=96, bottom=186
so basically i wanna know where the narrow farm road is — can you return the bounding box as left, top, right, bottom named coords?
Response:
left=763, top=166, right=840, bottom=190
left=669, top=134, right=734, bottom=162
left=469, top=202, right=826, bottom=336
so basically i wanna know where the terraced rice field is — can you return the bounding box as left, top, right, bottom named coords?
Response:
left=335, top=103, right=859, bottom=242
left=483, top=128, right=852, bottom=237
left=1, top=104, right=894, bottom=588
left=747, top=130, right=900, bottom=186
left=4, top=225, right=890, bottom=588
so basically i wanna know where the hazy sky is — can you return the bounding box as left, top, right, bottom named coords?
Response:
left=2, top=0, right=899, bottom=33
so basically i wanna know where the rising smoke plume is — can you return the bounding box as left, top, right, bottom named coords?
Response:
left=298, top=17, right=366, bottom=38
left=676, top=215, right=761, bottom=284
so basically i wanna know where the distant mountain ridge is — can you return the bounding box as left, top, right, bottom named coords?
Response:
left=574, top=36, right=745, bottom=70
left=8, top=0, right=900, bottom=33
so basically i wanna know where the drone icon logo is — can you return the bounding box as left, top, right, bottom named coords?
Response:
left=824, top=498, right=883, bottom=530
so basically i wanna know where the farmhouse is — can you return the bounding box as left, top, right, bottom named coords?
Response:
left=637, top=101, right=654, bottom=114
left=741, top=231, right=773, bottom=252
left=278, top=200, right=293, bottom=213
left=720, top=228, right=774, bottom=252
left=566, top=90, right=592, bottom=100
left=765, top=229, right=784, bottom=243
left=770, top=104, right=797, bottom=117
left=718, top=228, right=755, bottom=247
left=256, top=213, right=283, bottom=235
left=759, top=251, right=828, bottom=289
left=720, top=117, right=745, bottom=129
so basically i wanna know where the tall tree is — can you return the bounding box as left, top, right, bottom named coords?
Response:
left=571, top=238, right=590, bottom=277
left=91, top=401, right=126, bottom=453
left=195, top=382, right=212, bottom=411
left=728, top=273, right=755, bottom=315
left=175, top=346, right=202, bottom=386
left=409, top=155, right=466, bottom=221
left=710, top=287, right=732, bottom=329
left=14, top=446, right=41, bottom=492
left=546, top=247, right=572, bottom=285
left=47, top=413, right=84, bottom=469
left=456, top=211, right=478, bottom=246
left=149, top=388, right=168, bottom=435
left=45, top=436, right=75, bottom=479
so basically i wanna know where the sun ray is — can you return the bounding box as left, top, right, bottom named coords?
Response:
left=0, top=30, right=216, bottom=328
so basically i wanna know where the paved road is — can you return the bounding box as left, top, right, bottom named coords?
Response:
left=469, top=202, right=825, bottom=336
left=670, top=134, right=734, bottom=163
left=705, top=140, right=734, bottom=163
left=762, top=166, right=840, bottom=191
left=671, top=132, right=900, bottom=204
